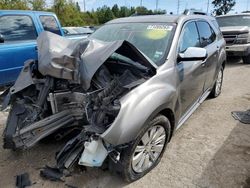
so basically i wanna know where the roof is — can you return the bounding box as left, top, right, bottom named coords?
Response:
left=0, top=10, right=55, bottom=15
left=107, top=14, right=215, bottom=24
left=107, top=15, right=181, bottom=24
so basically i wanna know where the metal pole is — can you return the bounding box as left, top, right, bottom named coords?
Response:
left=247, top=0, right=249, bottom=11
left=140, top=0, right=143, bottom=7
left=207, top=0, right=210, bottom=14
left=83, top=0, right=86, bottom=12
left=177, top=0, right=180, bottom=14
left=156, top=0, right=159, bottom=11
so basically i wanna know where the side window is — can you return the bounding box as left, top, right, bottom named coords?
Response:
left=0, top=15, right=37, bottom=42
left=39, top=16, right=61, bottom=35
left=179, top=22, right=200, bottom=53
left=196, top=21, right=216, bottom=47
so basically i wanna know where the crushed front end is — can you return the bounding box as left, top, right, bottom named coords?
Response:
left=1, top=31, right=156, bottom=169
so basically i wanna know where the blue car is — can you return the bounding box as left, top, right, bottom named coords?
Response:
left=0, top=10, right=86, bottom=86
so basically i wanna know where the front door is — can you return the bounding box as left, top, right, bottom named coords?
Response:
left=177, top=21, right=207, bottom=115
left=0, top=15, right=38, bottom=86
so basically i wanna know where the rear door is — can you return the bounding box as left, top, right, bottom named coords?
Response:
left=196, top=21, right=218, bottom=92
left=177, top=21, right=207, bottom=115
left=37, top=14, right=64, bottom=36
left=0, top=14, right=38, bottom=86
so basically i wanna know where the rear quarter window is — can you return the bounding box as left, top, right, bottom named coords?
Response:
left=0, top=15, right=37, bottom=42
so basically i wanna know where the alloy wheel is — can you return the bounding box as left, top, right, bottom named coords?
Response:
left=131, top=125, right=166, bottom=173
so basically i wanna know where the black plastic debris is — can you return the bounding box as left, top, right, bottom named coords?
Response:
left=232, top=109, right=250, bottom=124
left=56, top=131, right=87, bottom=169
left=40, top=165, right=64, bottom=182
left=16, top=172, right=31, bottom=188
left=65, top=183, right=78, bottom=188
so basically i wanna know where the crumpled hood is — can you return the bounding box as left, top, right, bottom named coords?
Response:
left=220, top=26, right=250, bottom=35
left=37, top=31, right=156, bottom=90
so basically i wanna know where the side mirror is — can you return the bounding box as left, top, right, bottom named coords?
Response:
left=178, top=47, right=207, bottom=62
left=0, top=34, right=4, bottom=43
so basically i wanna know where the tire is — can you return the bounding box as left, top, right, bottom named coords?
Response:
left=116, top=115, right=171, bottom=182
left=242, top=55, right=250, bottom=64
left=209, top=66, right=224, bottom=98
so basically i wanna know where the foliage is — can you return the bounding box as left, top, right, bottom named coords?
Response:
left=52, top=0, right=82, bottom=26
left=0, top=0, right=29, bottom=10
left=29, top=0, right=46, bottom=10
left=212, top=0, right=236, bottom=15
left=0, top=1, right=167, bottom=26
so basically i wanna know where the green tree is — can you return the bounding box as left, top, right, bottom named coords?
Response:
left=212, top=0, right=236, bottom=15
left=119, top=6, right=130, bottom=17
left=53, top=0, right=66, bottom=18
left=96, top=6, right=114, bottom=24
left=112, top=4, right=119, bottom=17
left=29, top=0, right=46, bottom=10
left=76, top=2, right=80, bottom=12
left=136, top=6, right=150, bottom=15
left=52, top=0, right=83, bottom=26
left=0, top=0, right=29, bottom=10
left=81, top=11, right=98, bottom=25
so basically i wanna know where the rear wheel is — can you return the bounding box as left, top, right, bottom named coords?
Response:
left=117, top=115, right=171, bottom=182
left=243, top=55, right=250, bottom=64
left=210, top=66, right=224, bottom=98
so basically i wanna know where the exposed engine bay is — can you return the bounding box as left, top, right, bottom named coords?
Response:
left=2, top=31, right=156, bottom=169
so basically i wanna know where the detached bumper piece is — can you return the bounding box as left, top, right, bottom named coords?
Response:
left=4, top=109, right=74, bottom=149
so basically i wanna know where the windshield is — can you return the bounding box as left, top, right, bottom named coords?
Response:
left=90, top=23, right=175, bottom=66
left=217, top=15, right=250, bottom=27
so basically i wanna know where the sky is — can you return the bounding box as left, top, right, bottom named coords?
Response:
left=47, top=0, right=250, bottom=14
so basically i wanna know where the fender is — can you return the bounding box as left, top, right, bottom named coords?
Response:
left=101, top=72, right=178, bottom=146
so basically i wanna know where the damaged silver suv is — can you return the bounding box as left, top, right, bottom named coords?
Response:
left=2, top=14, right=226, bottom=182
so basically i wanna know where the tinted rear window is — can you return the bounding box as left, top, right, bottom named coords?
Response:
left=0, top=15, right=37, bottom=42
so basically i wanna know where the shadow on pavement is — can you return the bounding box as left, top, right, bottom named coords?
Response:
left=197, top=118, right=250, bottom=188
left=226, top=57, right=250, bottom=68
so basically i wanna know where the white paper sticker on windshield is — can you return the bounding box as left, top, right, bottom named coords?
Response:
left=243, top=16, right=250, bottom=19
left=147, top=25, right=173, bottom=31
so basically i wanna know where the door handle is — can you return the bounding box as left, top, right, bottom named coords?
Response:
left=35, top=46, right=38, bottom=51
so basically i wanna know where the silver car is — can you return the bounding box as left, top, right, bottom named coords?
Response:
left=2, top=14, right=226, bottom=182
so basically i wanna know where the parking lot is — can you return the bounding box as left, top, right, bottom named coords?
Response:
left=0, top=58, right=250, bottom=188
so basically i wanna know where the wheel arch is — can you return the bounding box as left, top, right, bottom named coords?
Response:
left=158, top=108, right=175, bottom=142
left=222, top=60, right=226, bottom=70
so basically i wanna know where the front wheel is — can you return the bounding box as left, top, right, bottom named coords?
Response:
left=209, top=66, right=224, bottom=98
left=117, top=115, right=171, bottom=182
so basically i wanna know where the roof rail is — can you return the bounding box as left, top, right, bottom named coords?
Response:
left=183, top=9, right=207, bottom=15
